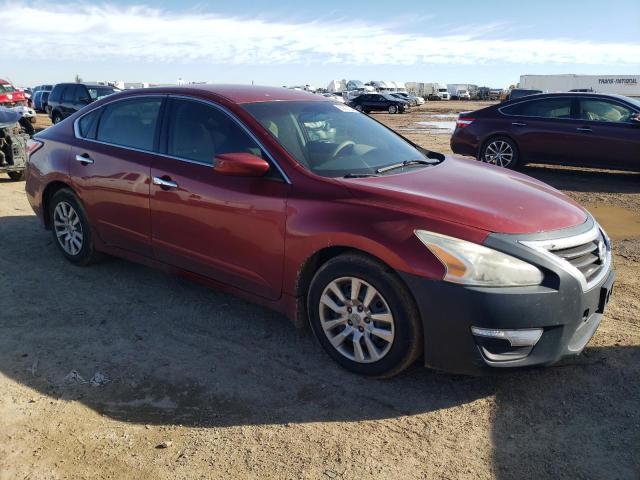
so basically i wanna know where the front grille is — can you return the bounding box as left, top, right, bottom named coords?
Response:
left=548, top=231, right=606, bottom=283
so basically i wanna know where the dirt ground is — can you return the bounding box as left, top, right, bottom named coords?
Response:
left=1, top=104, right=638, bottom=480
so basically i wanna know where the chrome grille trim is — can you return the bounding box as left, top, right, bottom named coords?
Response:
left=519, top=222, right=611, bottom=292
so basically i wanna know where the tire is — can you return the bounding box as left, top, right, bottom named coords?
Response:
left=479, top=136, right=519, bottom=169
left=52, top=111, right=62, bottom=124
left=388, top=105, right=398, bottom=114
left=307, top=253, right=423, bottom=378
left=49, top=189, right=101, bottom=266
left=354, top=104, right=363, bottom=112
left=7, top=171, right=25, bottom=181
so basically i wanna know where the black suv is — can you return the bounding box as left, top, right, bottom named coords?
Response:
left=348, top=93, right=408, bottom=114
left=48, top=83, right=119, bottom=123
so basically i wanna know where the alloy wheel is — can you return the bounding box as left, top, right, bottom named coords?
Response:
left=482, top=140, right=514, bottom=168
left=388, top=105, right=397, bottom=114
left=319, top=276, right=395, bottom=363
left=53, top=201, right=83, bottom=256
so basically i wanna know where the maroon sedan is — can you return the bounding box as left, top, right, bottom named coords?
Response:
left=25, top=85, right=614, bottom=376
left=451, top=92, right=640, bottom=171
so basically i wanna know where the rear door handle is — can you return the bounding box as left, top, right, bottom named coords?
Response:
left=153, top=176, right=178, bottom=189
left=576, top=127, right=592, bottom=133
left=74, top=153, right=94, bottom=165
left=511, top=122, right=527, bottom=127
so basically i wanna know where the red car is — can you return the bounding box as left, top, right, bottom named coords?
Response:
left=0, top=78, right=27, bottom=107
left=25, top=85, right=614, bottom=376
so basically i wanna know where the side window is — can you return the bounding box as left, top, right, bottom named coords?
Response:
left=503, top=98, right=573, bottom=119
left=74, top=86, right=90, bottom=103
left=61, top=86, right=75, bottom=102
left=167, top=99, right=265, bottom=165
left=96, top=98, right=162, bottom=151
left=580, top=99, right=634, bottom=123
left=49, top=86, right=62, bottom=102
left=77, top=108, right=101, bottom=139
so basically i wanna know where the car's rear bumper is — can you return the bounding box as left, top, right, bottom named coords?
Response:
left=401, top=268, right=614, bottom=375
left=450, top=128, right=480, bottom=157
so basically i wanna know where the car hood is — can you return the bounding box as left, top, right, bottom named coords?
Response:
left=338, top=157, right=587, bottom=235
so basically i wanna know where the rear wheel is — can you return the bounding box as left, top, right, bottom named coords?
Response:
left=479, top=136, right=519, bottom=169
left=7, top=171, right=25, bottom=181
left=307, top=253, right=422, bottom=378
left=49, top=189, right=101, bottom=266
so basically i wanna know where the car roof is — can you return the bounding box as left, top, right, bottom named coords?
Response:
left=134, top=84, right=328, bottom=104
left=500, top=91, right=636, bottom=106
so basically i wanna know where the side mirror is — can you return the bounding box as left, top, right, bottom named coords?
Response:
left=79, top=97, right=91, bottom=105
left=213, top=152, right=270, bottom=177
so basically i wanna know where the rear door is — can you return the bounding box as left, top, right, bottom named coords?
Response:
left=69, top=96, right=164, bottom=257
left=574, top=97, right=640, bottom=170
left=150, top=97, right=288, bottom=300
left=500, top=96, right=579, bottom=164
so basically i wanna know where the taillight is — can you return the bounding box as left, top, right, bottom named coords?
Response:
left=26, top=139, right=44, bottom=158
left=456, top=118, right=475, bottom=128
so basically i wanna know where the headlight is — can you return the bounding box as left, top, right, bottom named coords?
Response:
left=414, top=230, right=543, bottom=287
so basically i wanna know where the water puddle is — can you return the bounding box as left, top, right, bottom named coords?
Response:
left=584, top=204, right=640, bottom=240
left=414, top=121, right=456, bottom=133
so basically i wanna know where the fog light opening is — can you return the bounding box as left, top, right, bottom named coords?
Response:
left=471, top=327, right=543, bottom=362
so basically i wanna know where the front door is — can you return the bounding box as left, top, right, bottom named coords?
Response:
left=574, top=98, right=640, bottom=170
left=150, top=97, right=289, bottom=300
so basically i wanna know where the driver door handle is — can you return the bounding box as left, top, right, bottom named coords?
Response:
left=576, top=127, right=593, bottom=133
left=511, top=122, right=527, bottom=127
left=153, top=176, right=178, bottom=189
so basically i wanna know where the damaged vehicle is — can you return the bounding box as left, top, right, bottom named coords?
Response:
left=0, top=107, right=35, bottom=181
left=0, top=78, right=36, bottom=123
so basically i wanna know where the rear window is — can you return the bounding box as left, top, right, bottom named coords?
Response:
left=96, top=98, right=162, bottom=151
left=502, top=98, right=573, bottom=119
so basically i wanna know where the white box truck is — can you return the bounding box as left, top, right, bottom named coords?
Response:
left=519, top=74, right=640, bottom=97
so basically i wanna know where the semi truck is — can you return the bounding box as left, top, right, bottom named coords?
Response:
left=519, top=74, right=640, bottom=97
left=424, top=83, right=450, bottom=100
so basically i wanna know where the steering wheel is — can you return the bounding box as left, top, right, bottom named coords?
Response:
left=331, top=140, right=356, bottom=158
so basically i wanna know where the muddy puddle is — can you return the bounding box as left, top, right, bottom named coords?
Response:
left=585, top=204, right=640, bottom=240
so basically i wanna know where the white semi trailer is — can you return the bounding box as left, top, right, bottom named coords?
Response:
left=519, top=74, right=640, bottom=97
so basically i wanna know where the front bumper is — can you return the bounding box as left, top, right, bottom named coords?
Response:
left=400, top=219, right=615, bottom=375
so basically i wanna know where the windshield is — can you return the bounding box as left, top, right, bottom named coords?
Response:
left=0, top=84, right=16, bottom=93
left=243, top=101, right=438, bottom=178
left=87, top=86, right=118, bottom=100
left=438, top=88, right=448, bottom=92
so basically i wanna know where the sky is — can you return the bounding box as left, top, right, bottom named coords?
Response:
left=1, top=0, right=639, bottom=89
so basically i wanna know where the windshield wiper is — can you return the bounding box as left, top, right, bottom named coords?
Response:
left=343, top=173, right=380, bottom=178
left=375, top=159, right=434, bottom=174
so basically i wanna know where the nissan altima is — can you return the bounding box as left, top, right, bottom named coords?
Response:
left=25, top=85, right=614, bottom=376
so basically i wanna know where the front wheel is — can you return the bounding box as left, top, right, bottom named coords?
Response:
left=388, top=105, right=398, bottom=114
left=354, top=104, right=363, bottom=112
left=52, top=111, right=62, bottom=124
left=479, top=136, right=519, bottom=169
left=307, top=253, right=422, bottom=378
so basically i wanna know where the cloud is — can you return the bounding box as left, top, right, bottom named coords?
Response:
left=1, top=2, right=638, bottom=67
